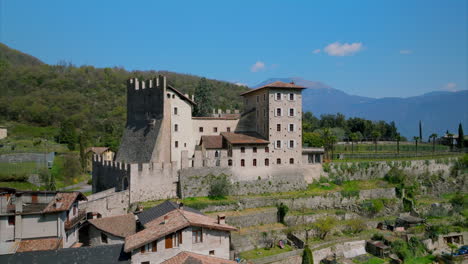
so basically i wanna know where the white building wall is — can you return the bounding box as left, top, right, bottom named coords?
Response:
left=131, top=227, right=230, bottom=264
left=21, top=213, right=58, bottom=239
left=192, top=119, right=240, bottom=145
left=88, top=225, right=125, bottom=246
left=0, top=216, right=15, bottom=241
left=168, top=91, right=194, bottom=168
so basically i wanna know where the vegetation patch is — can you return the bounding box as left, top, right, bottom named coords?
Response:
left=239, top=244, right=293, bottom=260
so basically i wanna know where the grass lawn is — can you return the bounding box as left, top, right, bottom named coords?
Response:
left=0, top=181, right=45, bottom=190
left=0, top=161, right=43, bottom=175
left=239, top=244, right=293, bottom=260
left=332, top=153, right=462, bottom=163
left=404, top=255, right=436, bottom=264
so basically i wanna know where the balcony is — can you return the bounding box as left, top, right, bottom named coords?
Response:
left=65, top=210, right=86, bottom=230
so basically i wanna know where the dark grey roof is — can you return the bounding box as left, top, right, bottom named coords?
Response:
left=0, top=244, right=130, bottom=264
left=138, top=200, right=203, bottom=226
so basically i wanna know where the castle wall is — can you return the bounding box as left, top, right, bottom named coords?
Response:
left=80, top=189, right=130, bottom=217
left=192, top=118, right=240, bottom=145
left=92, top=156, right=129, bottom=193
left=128, top=163, right=178, bottom=203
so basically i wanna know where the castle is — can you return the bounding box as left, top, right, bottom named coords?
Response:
left=92, top=75, right=324, bottom=202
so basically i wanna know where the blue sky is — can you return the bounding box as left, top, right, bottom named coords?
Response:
left=1, top=0, right=466, bottom=98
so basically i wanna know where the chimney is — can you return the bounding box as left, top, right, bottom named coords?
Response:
left=290, top=81, right=295, bottom=85
left=217, top=214, right=226, bottom=225
left=164, top=215, right=169, bottom=224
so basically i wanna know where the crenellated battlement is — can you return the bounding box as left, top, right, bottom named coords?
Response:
left=126, top=75, right=167, bottom=92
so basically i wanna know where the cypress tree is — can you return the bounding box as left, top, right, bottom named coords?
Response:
left=419, top=120, right=423, bottom=142
left=193, top=77, right=213, bottom=117
left=302, top=246, right=313, bottom=264
left=458, top=123, right=464, bottom=149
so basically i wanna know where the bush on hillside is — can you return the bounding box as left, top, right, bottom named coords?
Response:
left=208, top=174, right=231, bottom=199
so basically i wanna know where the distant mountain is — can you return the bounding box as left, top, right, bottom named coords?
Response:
left=255, top=77, right=468, bottom=139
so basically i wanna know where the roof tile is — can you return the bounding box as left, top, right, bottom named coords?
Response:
left=162, top=251, right=237, bottom=264
left=88, top=213, right=136, bottom=238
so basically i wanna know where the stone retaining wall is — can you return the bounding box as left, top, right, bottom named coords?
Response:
left=312, top=240, right=366, bottom=264
left=79, top=189, right=130, bottom=217
left=217, top=207, right=278, bottom=228
left=231, top=228, right=288, bottom=252
left=251, top=249, right=303, bottom=264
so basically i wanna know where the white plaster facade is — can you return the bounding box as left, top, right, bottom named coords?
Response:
left=131, top=226, right=230, bottom=264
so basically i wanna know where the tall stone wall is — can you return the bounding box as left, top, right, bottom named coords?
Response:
left=179, top=167, right=307, bottom=198
left=79, top=189, right=130, bottom=217
left=128, top=162, right=177, bottom=203
left=92, top=156, right=129, bottom=193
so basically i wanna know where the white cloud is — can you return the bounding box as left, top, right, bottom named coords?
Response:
left=250, top=61, right=266, bottom=72
left=234, top=82, right=247, bottom=86
left=323, top=42, right=363, bottom=56
left=442, top=82, right=458, bottom=92
left=313, top=49, right=321, bottom=54
left=400, top=49, right=412, bottom=55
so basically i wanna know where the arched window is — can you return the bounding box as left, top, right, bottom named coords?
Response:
left=289, top=158, right=294, bottom=164
left=167, top=93, right=171, bottom=98
left=265, top=158, right=269, bottom=166
left=276, top=158, right=281, bottom=165
left=228, top=159, right=232, bottom=166
left=241, top=159, right=245, bottom=167
left=253, top=159, right=257, bottom=166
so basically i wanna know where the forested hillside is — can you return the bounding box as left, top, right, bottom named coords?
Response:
left=0, top=43, right=248, bottom=149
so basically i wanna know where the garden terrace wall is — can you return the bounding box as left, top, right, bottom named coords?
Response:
left=250, top=249, right=303, bottom=264
left=231, top=227, right=288, bottom=252
left=208, top=207, right=278, bottom=228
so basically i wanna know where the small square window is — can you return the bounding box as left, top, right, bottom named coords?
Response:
left=213, top=127, right=218, bottom=133
left=227, top=127, right=231, bottom=132
left=241, top=147, right=245, bottom=153
left=199, top=127, right=204, bottom=132
left=253, top=147, right=257, bottom=153
left=209, top=250, right=215, bottom=255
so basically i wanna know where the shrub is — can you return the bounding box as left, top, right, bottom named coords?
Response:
left=371, top=233, right=383, bottom=241
left=312, top=216, right=337, bottom=239
left=384, top=167, right=406, bottom=185
left=449, top=192, right=467, bottom=209
left=277, top=203, right=289, bottom=224
left=0, top=173, right=28, bottom=182
left=340, top=190, right=360, bottom=198
left=323, top=163, right=331, bottom=173
left=208, top=174, right=231, bottom=199
left=302, top=246, right=313, bottom=264
left=362, top=199, right=384, bottom=215
left=345, top=218, right=366, bottom=234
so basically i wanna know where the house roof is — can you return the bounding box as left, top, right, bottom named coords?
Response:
left=162, top=251, right=237, bottom=264
left=0, top=244, right=130, bottom=264
left=16, top=237, right=62, bottom=252
left=88, top=213, right=137, bottom=238
left=167, top=85, right=196, bottom=105
left=240, top=81, right=305, bottom=96
left=42, top=192, right=87, bottom=213
left=192, top=116, right=239, bottom=120
left=137, top=200, right=203, bottom=226
left=86, top=147, right=111, bottom=155
left=220, top=132, right=269, bottom=145
left=125, top=209, right=236, bottom=252
left=200, top=135, right=224, bottom=149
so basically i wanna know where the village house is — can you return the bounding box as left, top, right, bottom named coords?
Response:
left=0, top=187, right=87, bottom=254
left=86, top=147, right=115, bottom=171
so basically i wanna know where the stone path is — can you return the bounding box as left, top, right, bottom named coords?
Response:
left=60, top=180, right=91, bottom=193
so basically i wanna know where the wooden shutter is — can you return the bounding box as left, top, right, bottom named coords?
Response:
left=152, top=241, right=157, bottom=252
left=165, top=235, right=173, bottom=249
left=178, top=231, right=182, bottom=244
left=31, top=194, right=38, bottom=203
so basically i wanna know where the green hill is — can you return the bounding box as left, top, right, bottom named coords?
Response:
left=0, top=43, right=248, bottom=150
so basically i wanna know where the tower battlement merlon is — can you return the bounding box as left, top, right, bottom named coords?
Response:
left=126, top=75, right=167, bottom=92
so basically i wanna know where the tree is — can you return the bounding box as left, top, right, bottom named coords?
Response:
left=446, top=132, right=455, bottom=151
left=303, top=132, right=323, bottom=147
left=430, top=133, right=438, bottom=154
left=78, top=131, right=90, bottom=172
left=413, top=136, right=420, bottom=155
left=302, top=246, right=313, bottom=264
left=395, top=133, right=402, bottom=155
left=371, top=130, right=381, bottom=153
left=312, top=216, right=337, bottom=240
left=57, top=120, right=78, bottom=151
left=193, top=77, right=213, bottom=117
left=457, top=123, right=464, bottom=149
left=320, top=128, right=337, bottom=161
left=419, top=120, right=423, bottom=142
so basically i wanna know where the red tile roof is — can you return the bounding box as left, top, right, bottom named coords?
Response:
left=16, top=237, right=62, bottom=252
left=43, top=192, right=87, bottom=213
left=162, top=251, right=237, bottom=264
left=220, top=132, right=269, bottom=145
left=240, top=81, right=305, bottom=96
left=88, top=213, right=137, bottom=238
left=124, top=209, right=236, bottom=252
left=200, top=135, right=223, bottom=149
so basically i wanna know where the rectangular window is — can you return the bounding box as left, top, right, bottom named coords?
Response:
left=289, top=140, right=295, bottom=148
left=152, top=241, right=157, bottom=252
left=276, top=93, right=281, bottom=100
left=241, top=147, right=245, bottom=153
left=277, top=124, right=281, bottom=131
left=253, top=159, right=257, bottom=166
left=289, top=93, right=295, bottom=100
left=265, top=147, right=269, bottom=153
left=227, top=127, right=231, bottom=132
left=174, top=107, right=178, bottom=115
left=8, top=216, right=15, bottom=226
left=265, top=159, right=269, bottom=166
left=213, top=127, right=218, bottom=133
left=209, top=250, right=215, bottom=255
left=174, top=124, right=178, bottom=132
left=276, top=108, right=282, bottom=117
left=141, top=262, right=150, bottom=264
left=192, top=227, right=203, bottom=243
left=289, top=108, right=294, bottom=117
left=276, top=140, right=281, bottom=149
left=175, top=141, right=179, bottom=148
left=199, top=127, right=203, bottom=132
left=101, top=233, right=108, bottom=244
left=289, top=124, right=294, bottom=132
left=253, top=147, right=257, bottom=153
left=241, top=159, right=245, bottom=167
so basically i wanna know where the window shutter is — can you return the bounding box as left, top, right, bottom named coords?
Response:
left=165, top=235, right=173, bottom=249
left=178, top=231, right=183, bottom=244
left=152, top=241, right=157, bottom=252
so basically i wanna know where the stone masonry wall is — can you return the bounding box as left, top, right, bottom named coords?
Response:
left=79, top=189, right=130, bottom=218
